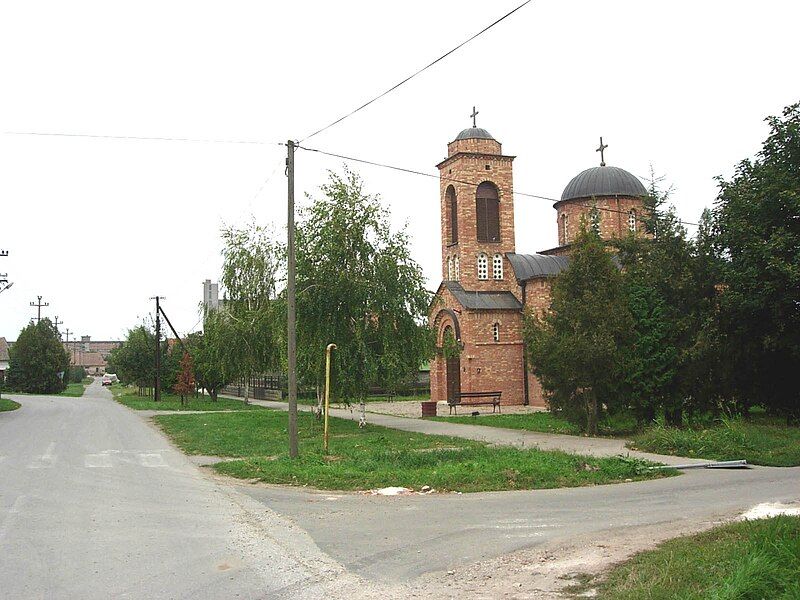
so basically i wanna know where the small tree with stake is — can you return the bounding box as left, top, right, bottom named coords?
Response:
left=173, top=352, right=195, bottom=408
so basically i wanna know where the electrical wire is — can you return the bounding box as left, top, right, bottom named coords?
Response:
left=3, top=131, right=270, bottom=145
left=294, top=143, right=701, bottom=227
left=298, top=0, right=533, bottom=143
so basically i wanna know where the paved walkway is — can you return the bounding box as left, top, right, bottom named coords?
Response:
left=220, top=396, right=706, bottom=466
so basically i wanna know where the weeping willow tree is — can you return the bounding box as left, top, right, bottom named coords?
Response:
left=217, top=221, right=283, bottom=403
left=295, top=168, right=433, bottom=420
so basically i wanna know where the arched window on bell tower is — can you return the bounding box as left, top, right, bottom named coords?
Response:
left=476, top=182, right=500, bottom=242
left=446, top=185, right=458, bottom=244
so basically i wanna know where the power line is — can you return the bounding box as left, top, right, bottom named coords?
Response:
left=3, top=130, right=270, bottom=146
left=295, top=143, right=701, bottom=227
left=299, top=0, right=533, bottom=142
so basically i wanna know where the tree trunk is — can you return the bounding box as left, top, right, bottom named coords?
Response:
left=210, top=388, right=218, bottom=401
left=244, top=379, right=250, bottom=405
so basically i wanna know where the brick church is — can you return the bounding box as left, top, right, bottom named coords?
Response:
left=429, top=120, right=648, bottom=408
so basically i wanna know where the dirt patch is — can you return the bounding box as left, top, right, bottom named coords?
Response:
left=400, top=518, right=734, bottom=599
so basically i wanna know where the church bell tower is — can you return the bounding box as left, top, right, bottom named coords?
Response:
left=436, top=109, right=516, bottom=293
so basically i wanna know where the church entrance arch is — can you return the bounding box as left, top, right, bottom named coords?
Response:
left=442, top=325, right=460, bottom=403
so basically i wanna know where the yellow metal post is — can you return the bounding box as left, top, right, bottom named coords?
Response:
left=323, top=343, right=337, bottom=453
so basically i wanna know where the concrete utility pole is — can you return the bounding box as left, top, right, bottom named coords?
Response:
left=150, top=296, right=165, bottom=401
left=286, top=140, right=299, bottom=458
left=64, top=328, right=74, bottom=365
left=30, top=295, right=49, bottom=324
left=53, top=315, right=63, bottom=338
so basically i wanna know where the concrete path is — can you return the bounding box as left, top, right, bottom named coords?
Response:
left=221, top=396, right=705, bottom=466
left=0, top=380, right=373, bottom=599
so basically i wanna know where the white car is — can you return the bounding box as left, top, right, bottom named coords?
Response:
left=102, top=374, right=119, bottom=386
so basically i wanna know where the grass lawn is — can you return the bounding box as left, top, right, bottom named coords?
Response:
left=629, top=416, right=800, bottom=467
left=59, top=382, right=88, bottom=397
left=581, top=516, right=800, bottom=599
left=114, top=388, right=263, bottom=411
left=431, top=411, right=582, bottom=435
left=154, top=409, right=672, bottom=492
left=430, top=410, right=639, bottom=437
left=0, top=398, right=21, bottom=412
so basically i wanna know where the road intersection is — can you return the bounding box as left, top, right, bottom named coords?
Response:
left=1, top=381, right=798, bottom=598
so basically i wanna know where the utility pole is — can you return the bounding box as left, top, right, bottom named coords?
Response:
left=286, top=140, right=299, bottom=458
left=150, top=296, right=165, bottom=401
left=30, top=295, right=49, bottom=324
left=53, top=315, right=63, bottom=338
left=65, top=328, right=74, bottom=365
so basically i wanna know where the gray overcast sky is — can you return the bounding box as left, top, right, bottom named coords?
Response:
left=1, top=0, right=797, bottom=341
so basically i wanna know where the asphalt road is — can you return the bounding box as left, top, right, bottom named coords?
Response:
left=0, top=381, right=365, bottom=599
left=241, top=464, right=800, bottom=583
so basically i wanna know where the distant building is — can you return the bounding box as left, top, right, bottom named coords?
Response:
left=63, top=335, right=122, bottom=374
left=203, top=279, right=220, bottom=311
left=0, top=337, right=9, bottom=381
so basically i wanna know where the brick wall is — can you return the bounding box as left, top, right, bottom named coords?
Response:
left=555, top=195, right=646, bottom=246
left=430, top=287, right=526, bottom=406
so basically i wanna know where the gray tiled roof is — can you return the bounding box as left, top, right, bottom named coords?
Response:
left=561, top=166, right=647, bottom=201
left=454, top=127, right=495, bottom=141
left=443, top=281, right=522, bottom=311
left=506, top=253, right=569, bottom=281
left=0, top=337, right=9, bottom=362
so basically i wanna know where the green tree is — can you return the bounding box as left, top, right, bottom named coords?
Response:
left=109, top=325, right=157, bottom=394
left=712, top=102, right=800, bottom=421
left=217, top=220, right=282, bottom=402
left=7, top=319, right=70, bottom=393
left=185, top=322, right=228, bottom=401
left=617, top=179, right=719, bottom=426
left=525, top=225, right=631, bottom=434
left=296, top=168, right=433, bottom=411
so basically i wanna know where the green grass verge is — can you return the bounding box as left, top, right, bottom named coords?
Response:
left=58, top=382, right=87, bottom=397
left=629, top=417, right=800, bottom=467
left=430, top=411, right=582, bottom=435
left=115, top=389, right=263, bottom=411
left=154, top=410, right=671, bottom=492
left=0, top=398, right=21, bottom=412
left=584, top=516, right=800, bottom=599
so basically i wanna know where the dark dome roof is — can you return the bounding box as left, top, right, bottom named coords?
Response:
left=561, top=166, right=647, bottom=202
left=454, top=127, right=495, bottom=141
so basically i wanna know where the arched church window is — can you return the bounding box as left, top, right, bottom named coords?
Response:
left=476, top=182, right=500, bottom=242
left=446, top=185, right=458, bottom=244
left=562, top=213, right=569, bottom=244
left=447, top=256, right=453, bottom=280
left=628, top=209, right=637, bottom=232
left=454, top=256, right=460, bottom=280
left=493, top=254, right=503, bottom=279
left=477, top=253, right=489, bottom=280
left=590, top=207, right=601, bottom=235
left=492, top=322, right=500, bottom=342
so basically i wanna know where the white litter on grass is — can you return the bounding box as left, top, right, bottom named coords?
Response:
left=372, top=487, right=412, bottom=496
left=739, top=502, right=800, bottom=521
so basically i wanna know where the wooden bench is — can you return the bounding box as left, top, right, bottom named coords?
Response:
left=447, top=391, right=502, bottom=415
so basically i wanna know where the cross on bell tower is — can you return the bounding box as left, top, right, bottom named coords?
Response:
left=596, top=136, right=608, bottom=167
left=470, top=106, right=479, bottom=128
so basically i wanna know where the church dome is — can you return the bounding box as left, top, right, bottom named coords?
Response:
left=454, top=127, right=495, bottom=141
left=561, top=166, right=647, bottom=202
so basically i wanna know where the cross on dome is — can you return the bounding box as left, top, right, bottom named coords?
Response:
left=470, top=106, right=479, bottom=128
left=596, top=136, right=608, bottom=166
